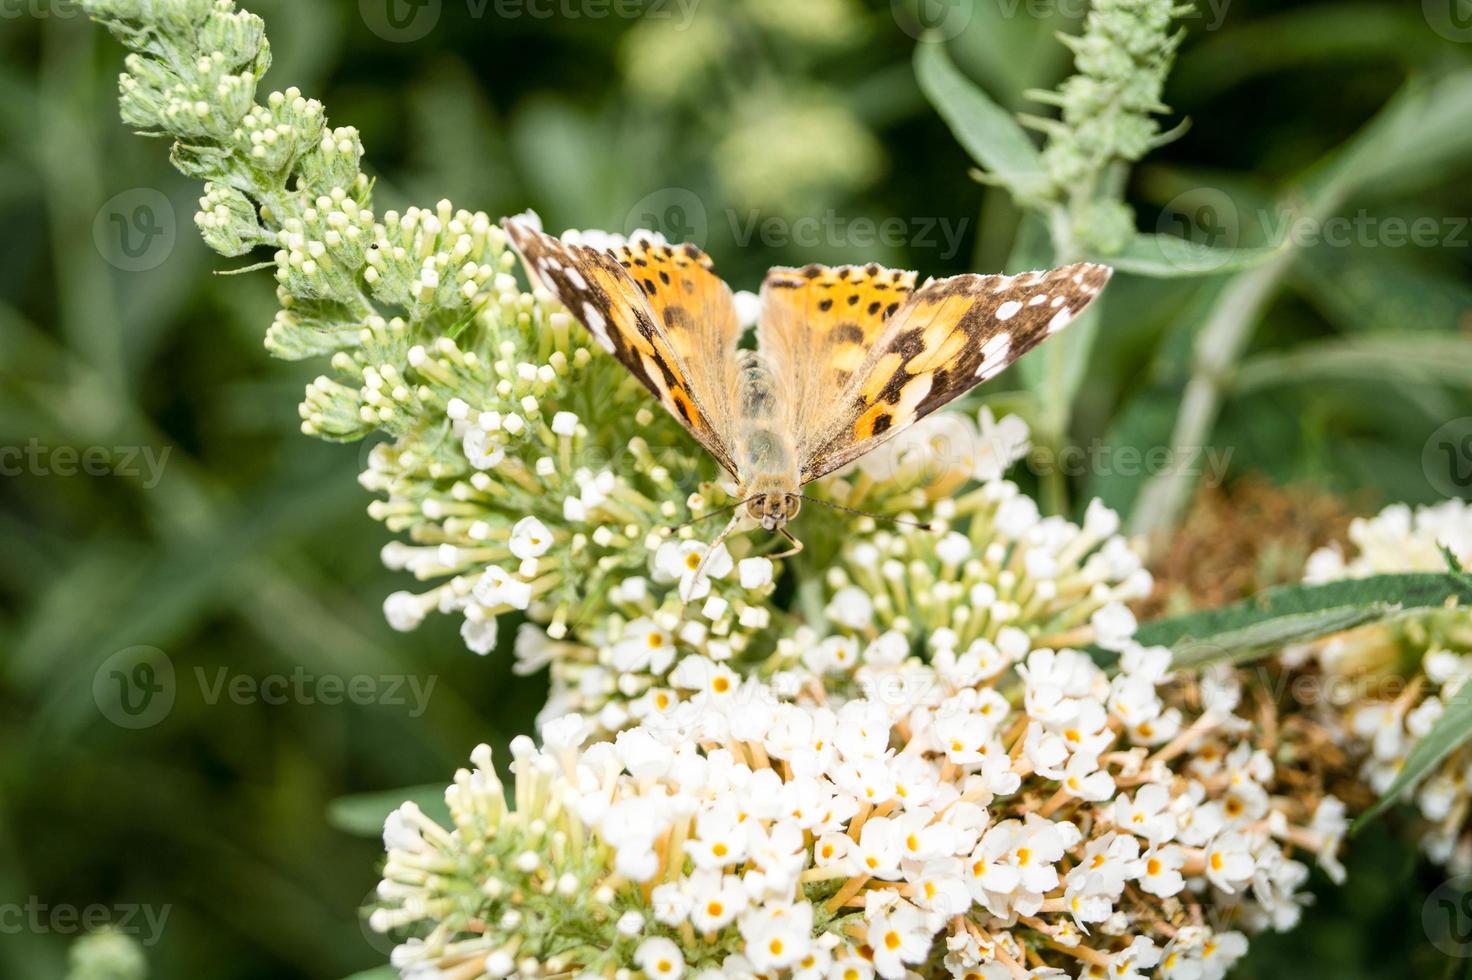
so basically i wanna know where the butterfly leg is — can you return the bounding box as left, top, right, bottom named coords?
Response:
left=681, top=513, right=745, bottom=605
left=768, top=527, right=805, bottom=560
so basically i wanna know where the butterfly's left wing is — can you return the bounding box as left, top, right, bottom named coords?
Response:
left=502, top=216, right=743, bottom=478
left=793, top=263, right=1113, bottom=483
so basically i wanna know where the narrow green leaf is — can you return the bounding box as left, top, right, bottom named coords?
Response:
left=1103, top=572, right=1472, bottom=668
left=1104, top=233, right=1286, bottom=278
left=327, top=784, right=453, bottom=838
left=914, top=41, right=1050, bottom=201
left=1355, top=685, right=1472, bottom=832
left=1234, top=335, right=1472, bottom=395
left=1169, top=605, right=1391, bottom=672
left=1443, top=544, right=1469, bottom=575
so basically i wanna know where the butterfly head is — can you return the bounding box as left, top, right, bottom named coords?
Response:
left=746, top=490, right=802, bottom=531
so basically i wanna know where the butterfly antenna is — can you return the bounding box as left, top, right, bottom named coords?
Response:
left=798, top=496, right=934, bottom=532
left=681, top=512, right=744, bottom=605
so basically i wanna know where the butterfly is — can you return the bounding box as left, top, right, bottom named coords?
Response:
left=501, top=214, right=1112, bottom=570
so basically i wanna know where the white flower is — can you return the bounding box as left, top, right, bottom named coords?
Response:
left=460, top=616, right=498, bottom=655
left=827, top=586, right=874, bottom=631
left=383, top=590, right=428, bottom=631
left=473, top=565, right=532, bottom=610
left=866, top=901, right=932, bottom=979
left=973, top=407, right=1030, bottom=481
left=741, top=901, right=814, bottom=972
left=1203, top=832, right=1256, bottom=893
left=382, top=804, right=427, bottom=853
left=1091, top=602, right=1138, bottom=652
left=1115, top=784, right=1178, bottom=845
left=734, top=289, right=762, bottom=328
left=1137, top=845, right=1186, bottom=897
left=654, top=539, right=733, bottom=600
left=687, top=869, right=746, bottom=932
left=635, top=937, right=684, bottom=979
left=739, top=556, right=775, bottom=589
left=805, top=635, right=860, bottom=675
left=509, top=516, right=553, bottom=559
left=612, top=617, right=676, bottom=674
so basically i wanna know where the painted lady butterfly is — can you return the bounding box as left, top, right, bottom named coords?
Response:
left=503, top=214, right=1111, bottom=563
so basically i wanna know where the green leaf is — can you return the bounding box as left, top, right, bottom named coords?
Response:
left=1104, top=572, right=1472, bottom=669
left=1171, top=4, right=1447, bottom=104
left=1355, top=685, right=1472, bottom=832
left=327, top=784, right=453, bottom=838
left=1103, top=233, right=1286, bottom=278
left=1234, top=335, right=1472, bottom=395
left=1301, top=70, right=1472, bottom=210
left=914, top=41, right=1050, bottom=202
left=340, top=968, right=399, bottom=980
left=1290, top=241, right=1472, bottom=337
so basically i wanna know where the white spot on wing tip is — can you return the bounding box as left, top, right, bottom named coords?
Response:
left=995, top=300, right=1023, bottom=321
left=1048, top=308, right=1075, bottom=333
left=975, top=332, right=1012, bottom=379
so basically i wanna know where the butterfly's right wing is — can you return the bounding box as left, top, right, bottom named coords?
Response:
left=757, top=262, right=920, bottom=448
left=501, top=216, right=743, bottom=479
left=795, top=263, right=1113, bottom=483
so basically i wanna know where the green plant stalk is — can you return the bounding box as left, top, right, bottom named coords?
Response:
left=1127, top=241, right=1296, bottom=538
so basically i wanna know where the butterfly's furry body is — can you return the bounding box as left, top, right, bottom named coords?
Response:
left=501, top=214, right=1112, bottom=571
left=733, top=349, right=803, bottom=529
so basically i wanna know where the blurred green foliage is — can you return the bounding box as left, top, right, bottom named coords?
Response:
left=2, top=0, right=1472, bottom=977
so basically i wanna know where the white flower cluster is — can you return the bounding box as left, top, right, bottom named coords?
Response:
left=376, top=603, right=1346, bottom=978
left=1305, top=498, right=1472, bottom=583
left=1293, top=499, right=1472, bottom=871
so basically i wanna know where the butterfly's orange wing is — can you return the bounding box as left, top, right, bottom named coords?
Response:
left=757, top=262, right=919, bottom=447
left=787, top=262, right=1113, bottom=483
left=502, top=217, right=743, bottom=477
